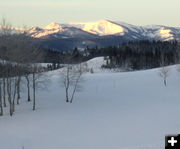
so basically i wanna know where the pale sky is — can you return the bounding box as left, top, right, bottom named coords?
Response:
left=0, top=0, right=179, bottom=28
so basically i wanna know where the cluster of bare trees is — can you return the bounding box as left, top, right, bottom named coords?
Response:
left=0, top=18, right=87, bottom=117
left=0, top=19, right=46, bottom=116
left=0, top=63, right=48, bottom=116
left=59, top=62, right=87, bottom=103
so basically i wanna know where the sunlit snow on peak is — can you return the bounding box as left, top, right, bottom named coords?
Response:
left=44, top=22, right=62, bottom=30
left=69, top=20, right=124, bottom=36
left=28, top=22, right=64, bottom=38
left=160, top=27, right=173, bottom=38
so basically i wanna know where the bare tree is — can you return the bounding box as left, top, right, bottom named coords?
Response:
left=32, top=65, right=37, bottom=111
left=158, top=55, right=170, bottom=86
left=176, top=46, right=180, bottom=75
left=0, top=17, right=12, bottom=35
left=159, top=66, right=170, bottom=86
left=0, top=78, right=3, bottom=116
left=3, top=76, right=6, bottom=107
left=60, top=62, right=86, bottom=103
left=32, top=64, right=50, bottom=110
left=24, top=65, right=32, bottom=102
left=0, top=17, right=12, bottom=108
left=5, top=63, right=18, bottom=116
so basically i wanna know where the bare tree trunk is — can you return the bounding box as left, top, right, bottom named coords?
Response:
left=26, top=75, right=31, bottom=102
left=12, top=78, right=17, bottom=113
left=17, top=76, right=21, bottom=105
left=65, top=86, right=69, bottom=102
left=9, top=103, right=13, bottom=116
left=0, top=82, right=3, bottom=116
left=70, top=75, right=81, bottom=103
left=33, top=73, right=36, bottom=110
left=65, top=67, right=70, bottom=102
left=3, top=78, right=6, bottom=107
left=8, top=82, right=13, bottom=116
left=7, top=78, right=13, bottom=116
left=12, top=99, right=15, bottom=113
left=164, top=78, right=167, bottom=86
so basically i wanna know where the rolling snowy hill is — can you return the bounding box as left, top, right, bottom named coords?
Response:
left=0, top=57, right=180, bottom=149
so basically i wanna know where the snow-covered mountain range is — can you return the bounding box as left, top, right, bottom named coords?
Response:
left=1, top=20, right=180, bottom=50
left=27, top=20, right=180, bottom=40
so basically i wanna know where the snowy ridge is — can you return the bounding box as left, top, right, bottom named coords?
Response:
left=28, top=22, right=64, bottom=38
left=26, top=20, right=180, bottom=41
left=1, top=20, right=180, bottom=41
left=28, top=22, right=96, bottom=38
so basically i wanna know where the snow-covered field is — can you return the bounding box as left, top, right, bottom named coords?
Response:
left=0, top=57, right=180, bottom=149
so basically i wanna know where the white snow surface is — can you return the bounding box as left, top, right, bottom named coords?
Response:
left=85, top=57, right=106, bottom=72
left=0, top=57, right=180, bottom=149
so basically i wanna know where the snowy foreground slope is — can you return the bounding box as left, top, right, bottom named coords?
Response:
left=1, top=58, right=180, bottom=149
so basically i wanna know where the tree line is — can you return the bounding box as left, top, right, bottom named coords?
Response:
left=43, top=40, right=180, bottom=70
left=0, top=19, right=48, bottom=116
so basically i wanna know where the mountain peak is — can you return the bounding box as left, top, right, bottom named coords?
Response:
left=68, top=20, right=125, bottom=36
left=160, top=27, right=173, bottom=38
left=44, top=22, right=62, bottom=30
left=28, top=26, right=42, bottom=34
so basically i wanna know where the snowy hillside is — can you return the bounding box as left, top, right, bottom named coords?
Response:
left=85, top=57, right=106, bottom=72
left=0, top=57, right=180, bottom=149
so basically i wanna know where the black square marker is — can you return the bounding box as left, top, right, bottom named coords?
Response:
left=165, top=134, right=180, bottom=149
